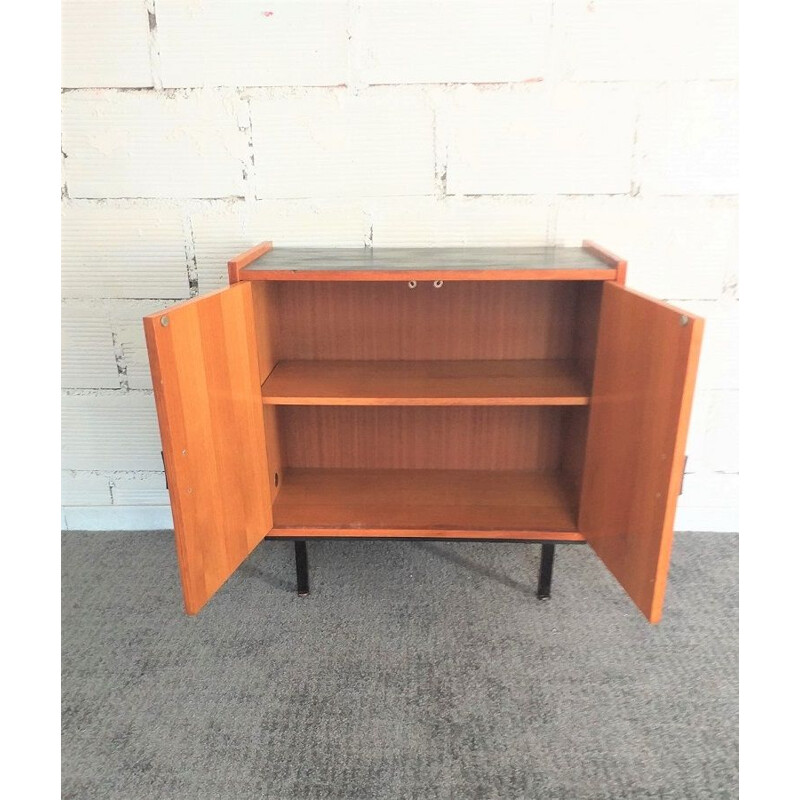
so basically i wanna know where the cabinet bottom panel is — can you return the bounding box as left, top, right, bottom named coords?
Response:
left=271, top=468, right=581, bottom=537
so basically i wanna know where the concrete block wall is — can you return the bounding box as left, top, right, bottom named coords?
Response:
left=61, top=0, right=738, bottom=531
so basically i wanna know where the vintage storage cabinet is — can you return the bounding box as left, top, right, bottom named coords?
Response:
left=144, top=241, right=703, bottom=623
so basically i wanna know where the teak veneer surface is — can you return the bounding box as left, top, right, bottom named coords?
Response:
left=265, top=281, right=585, bottom=361
left=262, top=359, right=590, bottom=406
left=144, top=283, right=272, bottom=615
left=142, top=241, right=702, bottom=623
left=271, top=468, right=580, bottom=535
left=278, top=406, right=571, bottom=471
left=238, top=246, right=618, bottom=281
left=579, top=283, right=703, bottom=624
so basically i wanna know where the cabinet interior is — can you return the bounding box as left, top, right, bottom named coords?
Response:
left=251, top=280, right=604, bottom=535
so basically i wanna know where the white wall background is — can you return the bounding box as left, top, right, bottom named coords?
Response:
left=61, top=0, right=738, bottom=532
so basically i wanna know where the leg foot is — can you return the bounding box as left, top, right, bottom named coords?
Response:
left=294, top=540, right=309, bottom=596
left=537, top=543, right=555, bottom=600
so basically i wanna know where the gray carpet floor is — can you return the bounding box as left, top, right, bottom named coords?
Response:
left=62, top=532, right=738, bottom=800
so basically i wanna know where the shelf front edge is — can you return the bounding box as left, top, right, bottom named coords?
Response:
left=267, top=528, right=586, bottom=541
left=262, top=395, right=591, bottom=406
left=261, top=360, right=591, bottom=406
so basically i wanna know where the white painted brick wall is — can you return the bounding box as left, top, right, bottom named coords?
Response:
left=553, top=1, right=737, bottom=82
left=111, top=300, right=176, bottom=389
left=360, top=1, right=552, bottom=84
left=367, top=196, right=553, bottom=247
left=61, top=1, right=153, bottom=88
left=251, top=88, right=436, bottom=199
left=157, top=1, right=349, bottom=88
left=62, top=393, right=163, bottom=471
left=111, top=473, right=170, bottom=506
left=62, top=89, right=246, bottom=198
left=445, top=84, right=637, bottom=195
left=62, top=472, right=113, bottom=506
left=637, top=82, right=738, bottom=196
left=62, top=202, right=190, bottom=298
left=61, top=1, right=738, bottom=532
left=61, top=303, right=120, bottom=388
left=553, top=196, right=738, bottom=299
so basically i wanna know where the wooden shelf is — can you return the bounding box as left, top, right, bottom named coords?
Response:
left=270, top=468, right=583, bottom=539
left=262, top=359, right=590, bottom=406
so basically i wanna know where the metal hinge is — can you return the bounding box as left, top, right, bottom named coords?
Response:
left=679, top=455, right=688, bottom=495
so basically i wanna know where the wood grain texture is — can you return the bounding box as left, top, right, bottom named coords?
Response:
left=262, top=359, right=590, bottom=406
left=561, top=407, right=590, bottom=496
left=227, top=241, right=273, bottom=284
left=143, top=283, right=272, bottom=614
left=278, top=406, right=570, bottom=471
left=250, top=283, right=284, bottom=500
left=268, top=281, right=583, bottom=361
left=573, top=280, right=603, bottom=388
left=581, top=240, right=627, bottom=285
left=271, top=468, right=580, bottom=535
left=239, top=246, right=617, bottom=282
left=579, top=283, right=704, bottom=624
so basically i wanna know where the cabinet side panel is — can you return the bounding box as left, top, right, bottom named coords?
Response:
left=579, top=283, right=703, bottom=623
left=251, top=282, right=284, bottom=499
left=562, top=283, right=604, bottom=493
left=144, top=283, right=272, bottom=614
left=561, top=407, right=590, bottom=496
left=574, top=282, right=604, bottom=388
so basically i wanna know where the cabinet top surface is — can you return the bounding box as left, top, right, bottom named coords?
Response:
left=242, top=246, right=613, bottom=275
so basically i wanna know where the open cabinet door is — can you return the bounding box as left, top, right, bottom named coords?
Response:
left=144, top=283, right=272, bottom=614
left=580, top=283, right=704, bottom=623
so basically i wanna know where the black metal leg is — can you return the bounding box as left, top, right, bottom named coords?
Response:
left=294, top=540, right=309, bottom=596
left=537, top=543, right=555, bottom=600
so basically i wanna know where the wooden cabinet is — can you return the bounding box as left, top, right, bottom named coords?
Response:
left=144, top=241, right=703, bottom=623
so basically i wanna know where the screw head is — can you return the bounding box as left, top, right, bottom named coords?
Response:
left=160, top=315, right=169, bottom=327
left=407, top=280, right=417, bottom=289
left=433, top=279, right=444, bottom=288
left=679, top=314, right=689, bottom=326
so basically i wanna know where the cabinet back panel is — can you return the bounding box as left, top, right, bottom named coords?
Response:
left=278, top=406, right=567, bottom=471
left=270, top=281, right=580, bottom=360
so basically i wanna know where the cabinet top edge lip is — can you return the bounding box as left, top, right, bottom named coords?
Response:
left=237, top=268, right=618, bottom=282
left=230, top=243, right=623, bottom=282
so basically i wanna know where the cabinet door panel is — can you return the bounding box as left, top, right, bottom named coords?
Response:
left=144, top=283, right=272, bottom=614
left=580, top=283, right=703, bottom=623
